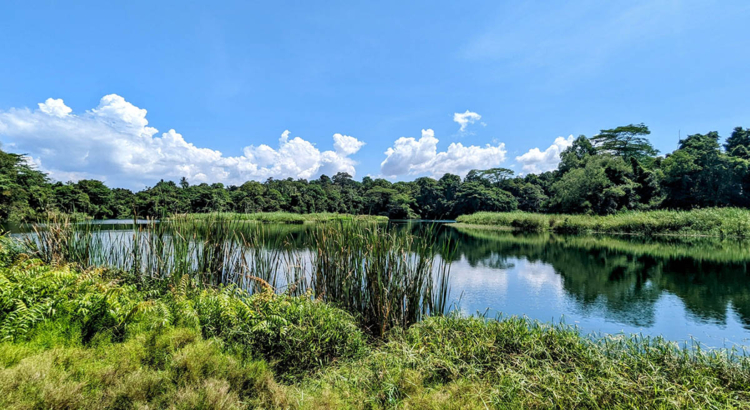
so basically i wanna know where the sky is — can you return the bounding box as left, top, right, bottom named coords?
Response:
left=0, top=0, right=749, bottom=190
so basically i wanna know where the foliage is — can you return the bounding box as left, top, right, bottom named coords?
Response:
left=174, top=211, right=388, bottom=224
left=0, top=256, right=367, bottom=379
left=591, top=123, right=658, bottom=161
left=2, top=256, right=750, bottom=409
left=456, top=207, right=750, bottom=237
left=297, top=315, right=750, bottom=409
left=22, top=217, right=453, bottom=339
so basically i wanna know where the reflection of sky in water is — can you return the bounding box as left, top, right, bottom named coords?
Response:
left=16, top=221, right=750, bottom=349
left=450, top=255, right=750, bottom=348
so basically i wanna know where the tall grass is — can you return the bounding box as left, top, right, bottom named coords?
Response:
left=308, top=223, right=454, bottom=336
left=174, top=211, right=389, bottom=224
left=456, top=208, right=750, bottom=237
left=21, top=215, right=452, bottom=336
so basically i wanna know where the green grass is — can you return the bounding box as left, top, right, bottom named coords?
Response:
left=2, top=241, right=750, bottom=408
left=23, top=215, right=453, bottom=337
left=173, top=212, right=389, bottom=224
left=456, top=208, right=750, bottom=237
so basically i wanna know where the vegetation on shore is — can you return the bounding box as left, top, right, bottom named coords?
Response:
left=456, top=208, right=750, bottom=237
left=3, top=123, right=750, bottom=224
left=24, top=215, right=452, bottom=336
left=173, top=211, right=388, bottom=224
left=1, top=242, right=750, bottom=408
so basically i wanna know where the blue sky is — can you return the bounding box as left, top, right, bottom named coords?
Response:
left=0, top=1, right=749, bottom=189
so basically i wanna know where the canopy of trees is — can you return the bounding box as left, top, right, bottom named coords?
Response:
left=1, top=123, right=749, bottom=222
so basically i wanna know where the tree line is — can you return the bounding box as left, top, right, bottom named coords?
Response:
left=1, top=123, right=749, bottom=222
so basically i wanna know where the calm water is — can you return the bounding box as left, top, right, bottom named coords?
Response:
left=14, top=220, right=750, bottom=347
left=441, top=225, right=750, bottom=348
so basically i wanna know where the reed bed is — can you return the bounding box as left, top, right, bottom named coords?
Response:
left=308, top=223, right=454, bottom=336
left=456, top=208, right=750, bottom=237
left=20, top=214, right=452, bottom=336
left=173, top=211, right=389, bottom=224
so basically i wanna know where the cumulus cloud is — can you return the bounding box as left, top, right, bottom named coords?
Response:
left=38, top=98, right=73, bottom=118
left=380, top=128, right=506, bottom=178
left=515, top=135, right=574, bottom=173
left=332, top=133, right=365, bottom=156
left=0, top=94, right=365, bottom=189
left=453, top=110, right=482, bottom=133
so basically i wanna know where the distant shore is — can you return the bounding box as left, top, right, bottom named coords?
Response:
left=455, top=208, right=750, bottom=237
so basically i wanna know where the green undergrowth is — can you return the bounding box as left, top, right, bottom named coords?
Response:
left=172, top=212, right=388, bottom=224
left=2, top=240, right=750, bottom=408
left=456, top=208, right=750, bottom=237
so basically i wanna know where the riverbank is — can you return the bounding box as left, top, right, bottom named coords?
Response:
left=1, top=248, right=748, bottom=408
left=172, top=211, right=388, bottom=224
left=455, top=208, right=750, bottom=237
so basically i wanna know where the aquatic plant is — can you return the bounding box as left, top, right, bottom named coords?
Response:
left=456, top=208, right=750, bottom=237
left=19, top=215, right=452, bottom=336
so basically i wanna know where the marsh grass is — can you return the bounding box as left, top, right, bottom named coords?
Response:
left=296, top=315, right=750, bottom=408
left=20, top=214, right=452, bottom=337
left=456, top=208, right=750, bottom=237
left=174, top=212, right=389, bottom=224
left=308, top=223, right=454, bottom=336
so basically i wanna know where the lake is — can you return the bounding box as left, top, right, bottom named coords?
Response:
left=14, top=219, right=750, bottom=348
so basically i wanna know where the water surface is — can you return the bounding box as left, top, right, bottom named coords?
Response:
left=16, top=219, right=750, bottom=347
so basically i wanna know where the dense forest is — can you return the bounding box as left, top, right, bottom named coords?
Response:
left=1, top=123, right=749, bottom=223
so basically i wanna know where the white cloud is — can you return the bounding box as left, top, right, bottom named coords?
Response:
left=332, top=133, right=365, bottom=156
left=381, top=128, right=506, bottom=178
left=0, top=94, right=365, bottom=189
left=515, top=135, right=574, bottom=173
left=453, top=110, right=482, bottom=133
left=38, top=98, right=72, bottom=118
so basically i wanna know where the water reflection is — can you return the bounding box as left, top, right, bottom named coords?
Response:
left=12, top=219, right=750, bottom=346
left=444, top=226, right=750, bottom=346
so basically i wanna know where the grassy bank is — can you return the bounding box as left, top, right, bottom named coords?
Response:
left=2, top=241, right=750, bottom=408
left=456, top=208, right=750, bottom=237
left=172, top=212, right=388, bottom=224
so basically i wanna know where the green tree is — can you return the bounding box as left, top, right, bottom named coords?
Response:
left=0, top=149, right=52, bottom=221
left=662, top=132, right=736, bottom=208
left=75, top=179, right=113, bottom=219
left=725, top=127, right=750, bottom=159
left=454, top=181, right=517, bottom=215
left=549, top=156, right=637, bottom=215
left=558, top=135, right=596, bottom=174
left=591, top=123, right=658, bottom=161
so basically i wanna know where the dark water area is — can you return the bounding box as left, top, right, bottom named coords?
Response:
left=13, top=219, right=750, bottom=347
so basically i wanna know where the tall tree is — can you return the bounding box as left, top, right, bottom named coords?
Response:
left=725, top=127, right=750, bottom=159
left=558, top=135, right=596, bottom=174
left=591, top=123, right=658, bottom=161
left=662, top=132, right=735, bottom=208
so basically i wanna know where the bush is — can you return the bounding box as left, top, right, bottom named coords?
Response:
left=188, top=286, right=368, bottom=377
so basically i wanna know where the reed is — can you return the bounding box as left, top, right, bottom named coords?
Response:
left=456, top=208, right=750, bottom=237
left=19, top=215, right=453, bottom=336
left=309, top=222, right=454, bottom=336
left=173, top=211, right=389, bottom=224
